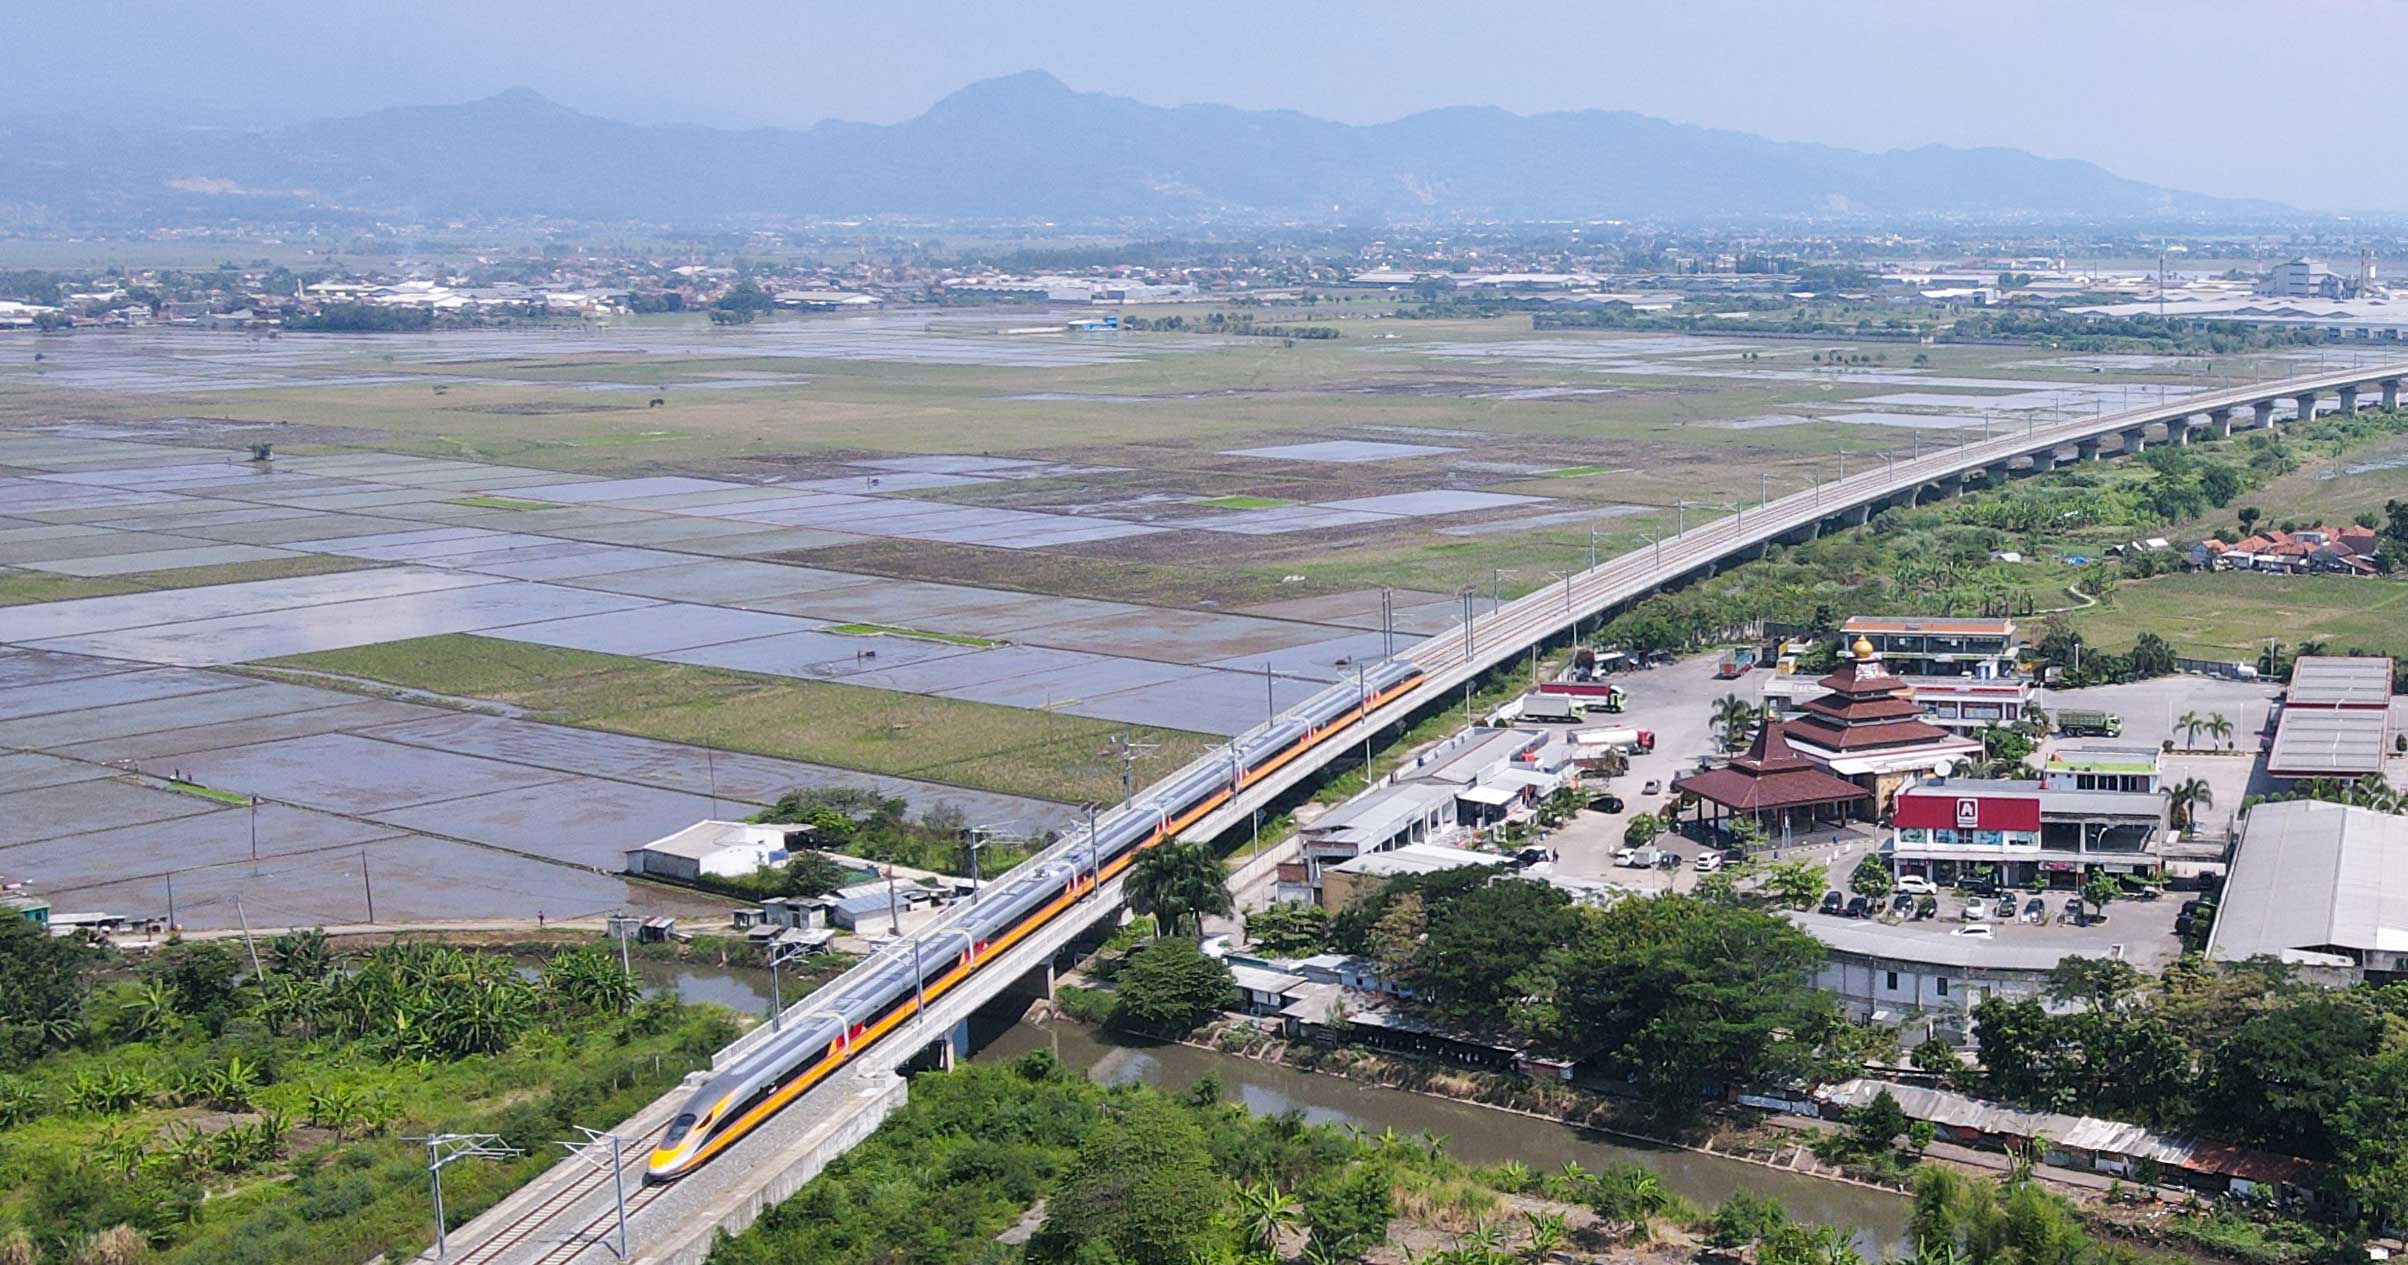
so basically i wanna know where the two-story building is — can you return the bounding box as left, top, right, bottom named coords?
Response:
left=2040, top=743, right=2162, bottom=793
left=1840, top=616, right=2020, bottom=678
left=1886, top=777, right=2165, bottom=888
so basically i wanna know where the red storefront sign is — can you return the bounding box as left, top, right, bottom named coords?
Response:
left=1893, top=790, right=2040, bottom=832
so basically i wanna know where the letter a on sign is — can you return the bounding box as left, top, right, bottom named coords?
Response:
left=1956, top=798, right=1980, bottom=828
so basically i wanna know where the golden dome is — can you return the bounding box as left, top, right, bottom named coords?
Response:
left=1852, top=635, right=1877, bottom=660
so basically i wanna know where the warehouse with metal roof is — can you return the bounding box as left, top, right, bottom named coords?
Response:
left=2208, top=800, right=2408, bottom=982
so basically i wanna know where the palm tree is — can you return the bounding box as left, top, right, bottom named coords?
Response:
left=1124, top=841, right=1233, bottom=937
left=2207, top=712, right=2235, bottom=749
left=1233, top=1181, right=1300, bottom=1256
left=1713, top=693, right=1759, bottom=752
left=2176, top=710, right=2205, bottom=749
left=2164, top=777, right=2213, bottom=832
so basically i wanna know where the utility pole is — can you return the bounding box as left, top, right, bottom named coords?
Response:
left=555, top=1129, right=631, bottom=1260
left=1084, top=802, right=1103, bottom=891
left=249, top=795, right=260, bottom=875
left=165, top=870, right=176, bottom=933
left=767, top=938, right=810, bottom=1030
left=360, top=850, right=375, bottom=925
left=414, top=1134, right=521, bottom=1261
left=966, top=826, right=1003, bottom=901
left=885, top=865, right=901, bottom=936
left=1380, top=585, right=1395, bottom=661
left=606, top=912, right=636, bottom=975
left=704, top=741, right=721, bottom=820
left=1357, top=661, right=1373, bottom=776
left=234, top=894, right=263, bottom=982
left=1264, top=661, right=1276, bottom=727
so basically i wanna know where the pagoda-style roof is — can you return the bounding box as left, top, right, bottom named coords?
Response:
left=1785, top=710, right=1956, bottom=751
left=1815, top=653, right=1908, bottom=697
left=1675, top=721, right=1871, bottom=815
left=1799, top=694, right=1927, bottom=724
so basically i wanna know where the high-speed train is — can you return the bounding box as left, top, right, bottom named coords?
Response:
left=646, top=657, right=1425, bottom=1179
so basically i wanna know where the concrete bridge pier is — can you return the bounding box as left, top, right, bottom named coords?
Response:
left=2339, top=385, right=2359, bottom=416
left=2076, top=438, right=2103, bottom=462
left=2024, top=449, right=2057, bottom=474
left=2296, top=391, right=2319, bottom=421
left=2384, top=378, right=2401, bottom=411
left=1786, top=520, right=1822, bottom=545
left=2121, top=427, right=2148, bottom=455
left=2254, top=400, right=2277, bottom=430
left=2207, top=407, right=2234, bottom=438
left=1842, top=505, right=1872, bottom=527
left=2169, top=421, right=2191, bottom=446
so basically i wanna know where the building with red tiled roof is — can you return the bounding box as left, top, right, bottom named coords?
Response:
left=1672, top=719, right=1868, bottom=835
left=1781, top=637, right=1982, bottom=812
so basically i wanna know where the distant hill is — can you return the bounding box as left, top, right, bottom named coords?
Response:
left=0, top=71, right=2285, bottom=228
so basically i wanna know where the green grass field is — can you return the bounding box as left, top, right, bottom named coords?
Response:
left=823, top=623, right=998, bottom=647
left=2069, top=571, right=2408, bottom=659
left=257, top=635, right=1215, bottom=803
left=1196, top=495, right=1291, bottom=510
left=441, top=495, right=563, bottom=511
left=0, top=554, right=369, bottom=607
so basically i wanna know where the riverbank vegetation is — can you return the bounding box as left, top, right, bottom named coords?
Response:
left=1969, top=959, right=2408, bottom=1230
left=1319, top=873, right=1840, bottom=1119
left=0, top=918, right=735, bottom=1264
left=709, top=1050, right=1833, bottom=1265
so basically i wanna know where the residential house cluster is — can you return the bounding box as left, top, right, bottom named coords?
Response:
left=2192, top=524, right=2381, bottom=576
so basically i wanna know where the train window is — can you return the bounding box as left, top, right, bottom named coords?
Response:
left=662, top=1113, right=698, bottom=1147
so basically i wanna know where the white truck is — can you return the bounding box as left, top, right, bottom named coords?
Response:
left=1574, top=725, right=1657, bottom=754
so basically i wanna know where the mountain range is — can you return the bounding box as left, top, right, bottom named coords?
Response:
left=0, top=71, right=2282, bottom=228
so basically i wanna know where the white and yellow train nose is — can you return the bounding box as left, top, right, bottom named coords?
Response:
left=645, top=1110, right=708, bottom=1180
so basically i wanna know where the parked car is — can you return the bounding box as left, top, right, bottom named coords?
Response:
left=1657, top=852, right=1682, bottom=870
left=1961, top=902, right=1991, bottom=922
left=1612, top=848, right=1637, bottom=867
left=2021, top=898, right=2047, bottom=924
left=1843, top=895, right=1871, bottom=919
left=1819, top=891, right=1845, bottom=915
left=1695, top=853, right=1723, bottom=874
left=1889, top=893, right=1915, bottom=918
left=1958, top=877, right=1999, bottom=897
left=1895, top=876, right=1937, bottom=896
left=1915, top=894, right=1940, bottom=920
left=1955, top=924, right=1995, bottom=938
left=2178, top=899, right=2204, bottom=917
left=1596, top=794, right=1626, bottom=814
left=1642, top=780, right=1662, bottom=795
left=2062, top=897, right=2086, bottom=923
left=1994, top=896, right=2019, bottom=921
left=1515, top=847, right=1554, bottom=867
left=1721, top=847, right=1748, bottom=864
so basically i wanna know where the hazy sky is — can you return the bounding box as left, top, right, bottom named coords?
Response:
left=8, top=0, right=2401, bottom=212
